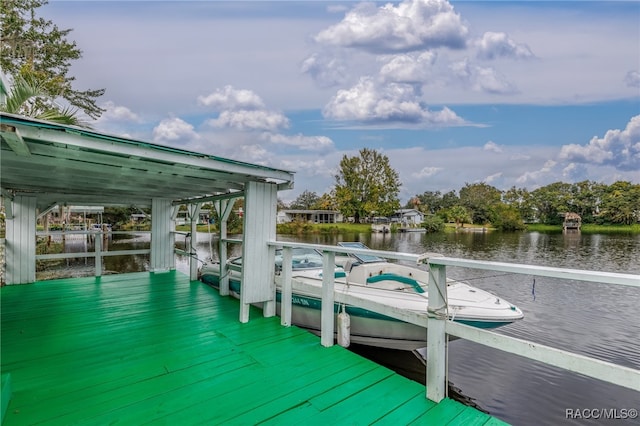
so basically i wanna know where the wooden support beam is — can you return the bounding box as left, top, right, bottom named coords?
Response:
left=427, top=264, right=447, bottom=402
left=280, top=247, right=293, bottom=327
left=321, top=251, right=336, bottom=347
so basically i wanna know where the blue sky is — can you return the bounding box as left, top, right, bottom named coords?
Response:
left=45, top=0, right=639, bottom=204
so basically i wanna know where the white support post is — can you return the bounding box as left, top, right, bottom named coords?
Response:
left=240, top=181, right=277, bottom=323
left=5, top=195, right=36, bottom=284
left=427, top=263, right=447, bottom=402
left=188, top=203, right=201, bottom=281
left=321, top=251, right=336, bottom=347
left=280, top=247, right=293, bottom=327
left=95, top=234, right=102, bottom=277
left=216, top=199, right=234, bottom=296
left=263, top=243, right=277, bottom=318
left=150, top=198, right=174, bottom=273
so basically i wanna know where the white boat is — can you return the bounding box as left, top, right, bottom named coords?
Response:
left=199, top=243, right=524, bottom=350
left=371, top=217, right=391, bottom=233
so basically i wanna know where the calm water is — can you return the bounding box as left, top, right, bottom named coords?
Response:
left=181, top=230, right=640, bottom=426
left=46, top=231, right=640, bottom=425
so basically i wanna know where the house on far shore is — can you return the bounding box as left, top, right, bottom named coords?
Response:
left=391, top=209, right=424, bottom=226
left=277, top=209, right=343, bottom=224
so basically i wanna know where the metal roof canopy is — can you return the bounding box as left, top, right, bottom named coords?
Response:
left=1, top=113, right=294, bottom=211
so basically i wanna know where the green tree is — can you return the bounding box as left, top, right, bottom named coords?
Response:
left=459, top=182, right=502, bottom=224
left=421, top=215, right=444, bottom=233
left=568, top=180, right=606, bottom=223
left=0, top=72, right=87, bottom=125
left=334, top=148, right=401, bottom=223
left=442, top=205, right=472, bottom=227
left=290, top=190, right=320, bottom=210
left=530, top=182, right=573, bottom=225
left=316, top=191, right=337, bottom=210
left=410, top=191, right=443, bottom=214
left=277, top=198, right=288, bottom=210
left=490, top=203, right=525, bottom=231
left=503, top=186, right=535, bottom=223
left=599, top=181, right=640, bottom=225
left=1, top=0, right=105, bottom=119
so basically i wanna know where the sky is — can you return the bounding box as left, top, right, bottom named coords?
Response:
left=44, top=0, right=640, bottom=204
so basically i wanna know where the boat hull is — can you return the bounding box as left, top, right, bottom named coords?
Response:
left=201, top=272, right=431, bottom=350
left=199, top=267, right=522, bottom=350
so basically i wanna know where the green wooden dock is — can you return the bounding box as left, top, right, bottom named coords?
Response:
left=0, top=271, right=506, bottom=425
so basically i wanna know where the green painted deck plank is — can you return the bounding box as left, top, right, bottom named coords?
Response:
left=306, top=374, right=426, bottom=424
left=259, top=370, right=413, bottom=426
left=409, top=397, right=467, bottom=424
left=90, top=340, right=361, bottom=425
left=483, top=416, right=511, bottom=425
left=309, top=366, right=396, bottom=410
left=1, top=271, right=504, bottom=426
left=372, top=393, right=438, bottom=425
left=229, top=361, right=382, bottom=425
left=446, top=406, right=494, bottom=425
left=8, top=332, right=239, bottom=414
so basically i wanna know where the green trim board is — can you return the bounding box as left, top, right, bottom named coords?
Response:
left=1, top=271, right=507, bottom=425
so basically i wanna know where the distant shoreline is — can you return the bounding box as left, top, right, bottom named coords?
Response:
left=175, top=222, right=640, bottom=235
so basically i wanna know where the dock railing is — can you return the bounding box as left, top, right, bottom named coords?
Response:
left=35, top=230, right=151, bottom=277
left=268, top=241, right=640, bottom=403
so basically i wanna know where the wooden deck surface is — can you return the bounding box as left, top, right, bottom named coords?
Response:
left=1, top=271, right=506, bottom=425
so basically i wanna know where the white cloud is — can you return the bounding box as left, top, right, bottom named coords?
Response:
left=314, top=0, right=469, bottom=54
left=510, top=153, right=531, bottom=161
left=516, top=160, right=558, bottom=186
left=197, top=85, right=265, bottom=111
left=378, top=52, right=436, bottom=84
left=206, top=110, right=289, bottom=132
left=152, top=117, right=200, bottom=144
left=450, top=58, right=517, bottom=94
left=484, top=172, right=503, bottom=184
left=279, top=158, right=333, bottom=177
left=475, top=32, right=534, bottom=60
left=561, top=163, right=588, bottom=181
left=625, top=70, right=640, bottom=88
left=240, top=144, right=270, bottom=165
left=300, top=53, right=348, bottom=88
left=483, top=141, right=503, bottom=153
left=412, top=166, right=442, bottom=179
left=96, top=101, right=140, bottom=123
left=323, top=76, right=464, bottom=126
left=261, top=133, right=334, bottom=152
left=559, top=115, right=640, bottom=171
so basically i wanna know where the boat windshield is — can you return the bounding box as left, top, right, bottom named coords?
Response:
left=275, top=247, right=324, bottom=270
left=337, top=242, right=386, bottom=263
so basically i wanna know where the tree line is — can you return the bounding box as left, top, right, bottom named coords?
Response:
left=287, top=149, right=639, bottom=230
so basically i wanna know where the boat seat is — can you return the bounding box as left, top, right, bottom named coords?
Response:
left=366, top=273, right=425, bottom=293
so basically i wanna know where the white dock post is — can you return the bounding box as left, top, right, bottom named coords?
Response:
left=150, top=198, right=174, bottom=273
left=427, top=263, right=447, bottom=402
left=240, top=181, right=277, bottom=323
left=216, top=199, right=234, bottom=296
left=188, top=203, right=201, bottom=281
left=321, top=251, right=336, bottom=347
left=280, top=247, right=293, bottom=327
left=95, top=233, right=102, bottom=277
left=5, top=195, right=36, bottom=284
